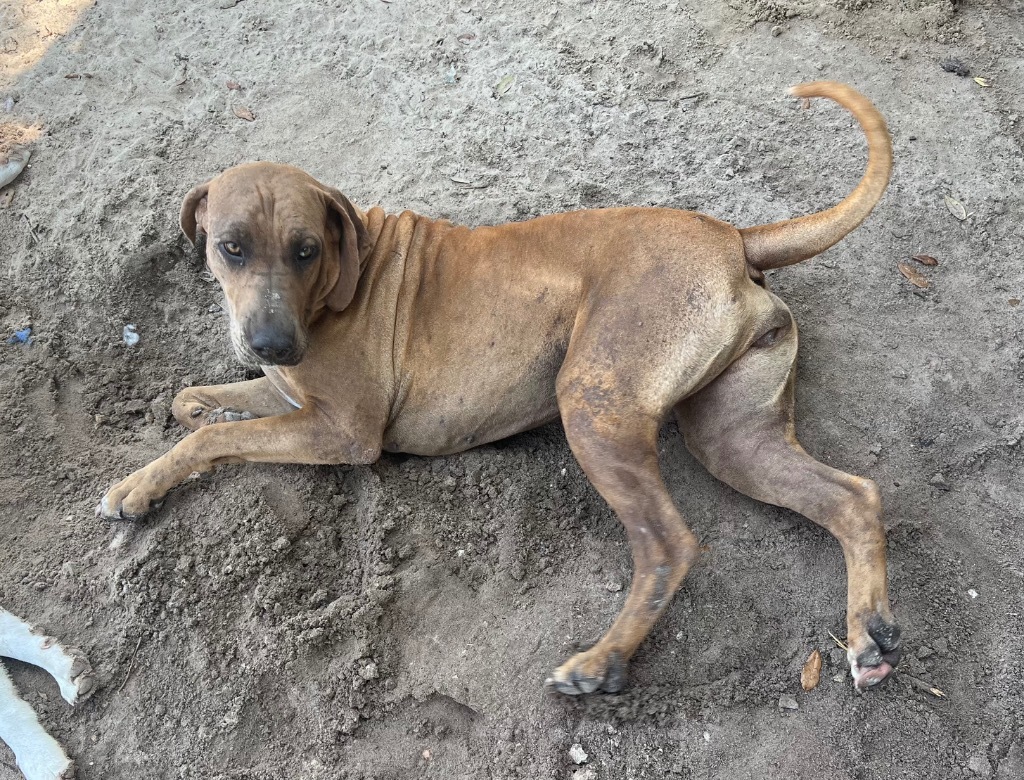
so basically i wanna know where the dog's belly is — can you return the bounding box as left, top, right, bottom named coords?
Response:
left=382, top=338, right=567, bottom=456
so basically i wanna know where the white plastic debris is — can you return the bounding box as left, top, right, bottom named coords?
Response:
left=569, top=743, right=588, bottom=765
left=0, top=148, right=30, bottom=189
left=0, top=607, right=94, bottom=780
left=122, top=323, right=140, bottom=346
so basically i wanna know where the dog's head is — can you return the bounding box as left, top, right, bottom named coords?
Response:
left=180, top=162, right=370, bottom=367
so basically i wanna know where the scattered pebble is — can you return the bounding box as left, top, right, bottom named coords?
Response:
left=122, top=324, right=140, bottom=346
left=968, top=588, right=978, bottom=599
left=917, top=645, right=934, bottom=659
left=770, top=25, right=783, bottom=37
left=569, top=743, right=588, bottom=765
left=359, top=662, right=379, bottom=680
left=967, top=754, right=992, bottom=777
left=940, top=57, right=970, bottom=77
left=778, top=694, right=799, bottom=710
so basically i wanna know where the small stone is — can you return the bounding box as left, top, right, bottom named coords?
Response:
left=940, top=57, right=970, bottom=77
left=968, top=588, right=978, bottom=599
left=778, top=694, right=799, bottom=710
left=569, top=743, right=588, bottom=765
left=968, top=754, right=992, bottom=777
left=917, top=645, right=934, bottom=659
left=929, top=473, right=950, bottom=490
left=360, top=662, right=379, bottom=681
left=770, top=25, right=783, bottom=37
left=271, top=536, right=290, bottom=551
left=604, top=577, right=623, bottom=593
left=933, top=637, right=949, bottom=656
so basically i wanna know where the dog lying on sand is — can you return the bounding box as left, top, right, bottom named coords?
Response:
left=99, top=82, right=901, bottom=694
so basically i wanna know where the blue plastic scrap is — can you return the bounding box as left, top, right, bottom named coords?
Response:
left=5, top=327, right=31, bottom=345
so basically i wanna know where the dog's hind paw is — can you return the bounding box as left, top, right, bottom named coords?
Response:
left=545, top=647, right=628, bottom=696
left=849, top=614, right=902, bottom=691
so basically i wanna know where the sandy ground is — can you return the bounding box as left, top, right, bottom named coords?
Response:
left=1, top=0, right=1023, bottom=778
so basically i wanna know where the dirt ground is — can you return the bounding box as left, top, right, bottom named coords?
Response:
left=1, top=0, right=1022, bottom=778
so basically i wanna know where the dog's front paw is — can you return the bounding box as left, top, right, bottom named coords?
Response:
left=545, top=647, right=628, bottom=696
left=848, top=613, right=902, bottom=690
left=95, top=468, right=166, bottom=521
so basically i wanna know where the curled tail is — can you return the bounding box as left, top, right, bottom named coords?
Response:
left=740, top=81, right=892, bottom=271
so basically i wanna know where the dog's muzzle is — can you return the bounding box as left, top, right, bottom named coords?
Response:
left=245, top=321, right=302, bottom=366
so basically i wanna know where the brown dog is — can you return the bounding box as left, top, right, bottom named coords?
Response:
left=98, top=82, right=900, bottom=694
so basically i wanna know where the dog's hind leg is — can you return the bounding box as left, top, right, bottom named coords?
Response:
left=543, top=306, right=734, bottom=694
left=675, top=303, right=900, bottom=690
left=546, top=403, right=700, bottom=694
left=172, top=377, right=295, bottom=431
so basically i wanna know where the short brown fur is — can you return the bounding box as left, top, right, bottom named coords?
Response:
left=99, top=82, right=901, bottom=694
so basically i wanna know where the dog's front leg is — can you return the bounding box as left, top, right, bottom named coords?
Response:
left=97, top=407, right=381, bottom=520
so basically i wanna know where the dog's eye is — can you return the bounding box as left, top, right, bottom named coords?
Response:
left=221, top=241, right=244, bottom=260
left=296, top=244, right=319, bottom=263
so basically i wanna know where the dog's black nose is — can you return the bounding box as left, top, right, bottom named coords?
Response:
left=248, top=325, right=298, bottom=365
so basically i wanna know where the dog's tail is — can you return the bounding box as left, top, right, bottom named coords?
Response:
left=740, top=81, right=892, bottom=271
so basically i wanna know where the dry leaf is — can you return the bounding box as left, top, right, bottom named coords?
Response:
left=944, top=195, right=967, bottom=221
left=973, top=77, right=991, bottom=87
left=226, top=79, right=242, bottom=90
left=801, top=649, right=822, bottom=691
left=1009, top=299, right=1020, bottom=307
left=911, top=254, right=939, bottom=266
left=898, top=262, right=931, bottom=289
left=494, top=74, right=515, bottom=96
left=0, top=189, right=13, bottom=208
left=233, top=105, right=256, bottom=122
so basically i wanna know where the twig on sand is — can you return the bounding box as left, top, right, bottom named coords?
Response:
left=117, top=637, right=143, bottom=693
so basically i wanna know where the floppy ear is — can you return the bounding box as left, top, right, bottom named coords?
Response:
left=179, top=181, right=211, bottom=245
left=321, top=187, right=371, bottom=312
